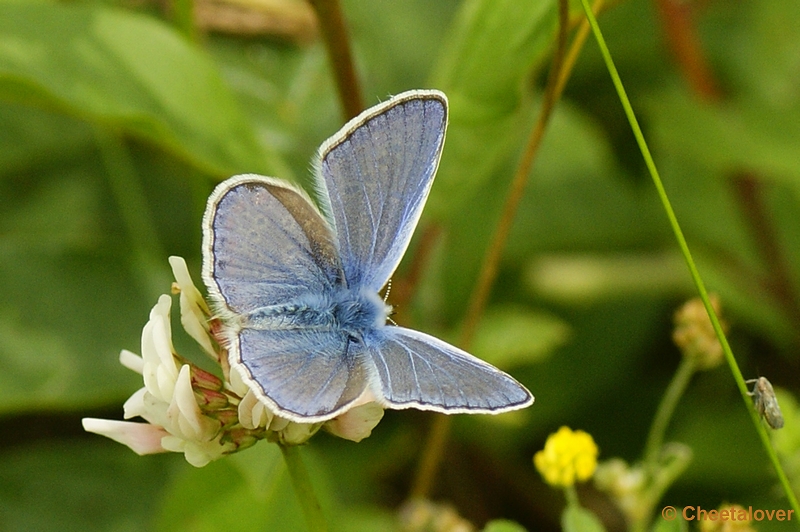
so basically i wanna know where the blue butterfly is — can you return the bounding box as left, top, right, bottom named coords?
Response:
left=202, top=89, right=533, bottom=423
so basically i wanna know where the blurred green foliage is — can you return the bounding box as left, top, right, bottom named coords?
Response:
left=1, top=0, right=800, bottom=530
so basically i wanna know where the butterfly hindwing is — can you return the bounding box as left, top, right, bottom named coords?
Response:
left=315, top=90, right=447, bottom=291
left=234, top=327, right=370, bottom=421
left=368, top=327, right=533, bottom=413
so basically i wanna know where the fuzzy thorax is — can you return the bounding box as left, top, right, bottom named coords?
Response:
left=243, top=287, right=391, bottom=339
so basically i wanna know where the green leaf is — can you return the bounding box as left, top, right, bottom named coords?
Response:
left=702, top=0, right=800, bottom=109
left=0, top=1, right=281, bottom=176
left=0, top=168, right=150, bottom=413
left=0, top=154, right=195, bottom=414
left=771, top=388, right=800, bottom=494
left=507, top=101, right=668, bottom=254
left=562, top=504, right=607, bottom=532
left=471, top=305, right=569, bottom=368
left=644, top=91, right=800, bottom=342
left=483, top=519, right=529, bottom=532
left=0, top=254, right=149, bottom=414
left=344, top=0, right=461, bottom=93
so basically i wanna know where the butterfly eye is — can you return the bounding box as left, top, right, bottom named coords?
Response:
left=348, top=334, right=363, bottom=345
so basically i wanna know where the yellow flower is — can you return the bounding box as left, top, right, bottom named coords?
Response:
left=534, top=426, right=599, bottom=487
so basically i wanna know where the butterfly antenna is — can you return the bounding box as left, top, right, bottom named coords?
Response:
left=383, top=279, right=392, bottom=302
left=382, top=279, right=399, bottom=325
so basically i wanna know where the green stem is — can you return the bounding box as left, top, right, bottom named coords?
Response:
left=578, top=0, right=800, bottom=520
left=280, top=444, right=329, bottom=532
left=642, top=358, right=696, bottom=468
left=409, top=0, right=572, bottom=502
left=307, top=0, right=363, bottom=119
left=459, top=0, right=569, bottom=350
left=564, top=485, right=580, bottom=508
left=632, top=444, right=693, bottom=532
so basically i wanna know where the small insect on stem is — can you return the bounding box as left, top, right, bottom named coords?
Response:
left=747, top=377, right=784, bottom=430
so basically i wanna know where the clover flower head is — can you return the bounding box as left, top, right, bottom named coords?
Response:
left=83, top=256, right=385, bottom=467
left=594, top=458, right=646, bottom=520
left=534, top=426, right=599, bottom=488
left=672, top=294, right=726, bottom=369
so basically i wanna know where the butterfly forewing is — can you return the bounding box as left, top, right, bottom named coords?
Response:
left=202, top=175, right=344, bottom=314
left=316, top=91, right=447, bottom=291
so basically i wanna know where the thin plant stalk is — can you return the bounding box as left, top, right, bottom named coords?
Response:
left=557, top=0, right=604, bottom=97
left=633, top=356, right=697, bottom=532
left=564, top=485, right=580, bottom=508
left=307, top=0, right=363, bottom=119
left=280, top=444, right=329, bottom=532
left=578, top=0, right=800, bottom=517
left=642, top=357, right=696, bottom=468
left=633, top=444, right=692, bottom=532
left=411, top=0, right=572, bottom=499
left=460, top=0, right=570, bottom=348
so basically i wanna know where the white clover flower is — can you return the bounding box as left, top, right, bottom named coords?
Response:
left=268, top=415, right=291, bottom=432
left=238, top=388, right=273, bottom=430
left=83, top=256, right=384, bottom=467
left=228, top=367, right=251, bottom=398
left=324, top=402, right=385, bottom=442
left=161, top=434, right=234, bottom=467
left=81, top=418, right=169, bottom=455
left=169, top=256, right=216, bottom=359
left=279, top=421, right=322, bottom=446
left=141, top=295, right=180, bottom=403
left=166, top=365, right=221, bottom=442
left=122, top=387, right=151, bottom=421
left=119, top=349, right=144, bottom=374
